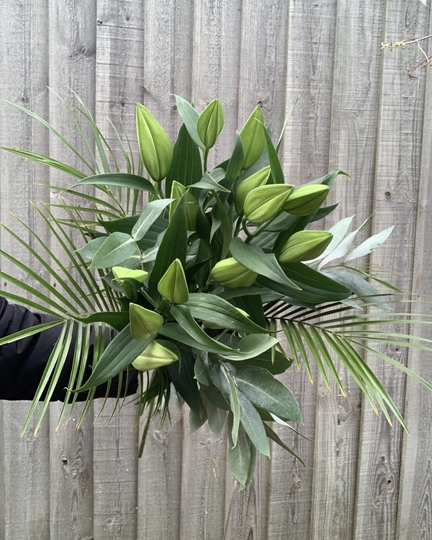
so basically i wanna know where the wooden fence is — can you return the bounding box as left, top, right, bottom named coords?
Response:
left=0, top=1, right=432, bottom=538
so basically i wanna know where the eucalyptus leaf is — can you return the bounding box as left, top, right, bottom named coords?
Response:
left=91, top=232, right=138, bottom=269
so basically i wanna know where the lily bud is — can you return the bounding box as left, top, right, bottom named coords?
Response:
left=136, top=103, right=173, bottom=182
left=197, top=99, right=224, bottom=149
left=244, top=184, right=294, bottom=224
left=283, top=184, right=330, bottom=216
left=112, top=266, right=148, bottom=283
left=240, top=105, right=265, bottom=169
left=169, top=181, right=199, bottom=231
left=210, top=258, right=258, bottom=288
left=234, top=166, right=271, bottom=214
left=157, top=259, right=189, bottom=304
left=278, top=230, right=333, bottom=263
left=129, top=303, right=164, bottom=339
left=112, top=266, right=149, bottom=299
left=132, top=340, right=178, bottom=372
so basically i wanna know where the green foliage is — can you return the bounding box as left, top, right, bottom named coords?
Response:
left=2, top=93, right=432, bottom=488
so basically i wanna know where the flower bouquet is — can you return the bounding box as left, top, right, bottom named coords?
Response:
left=1, top=93, right=431, bottom=488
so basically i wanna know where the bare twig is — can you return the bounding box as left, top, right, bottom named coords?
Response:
left=382, top=35, right=432, bottom=78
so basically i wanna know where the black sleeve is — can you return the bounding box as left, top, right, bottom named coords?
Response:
left=0, top=297, right=138, bottom=401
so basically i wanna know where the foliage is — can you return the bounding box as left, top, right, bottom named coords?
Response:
left=1, top=93, right=432, bottom=489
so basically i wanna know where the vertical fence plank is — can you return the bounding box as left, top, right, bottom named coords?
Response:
left=310, top=2, right=386, bottom=540
left=396, top=13, right=432, bottom=536
left=266, top=2, right=337, bottom=539
left=0, top=1, right=51, bottom=539
left=92, top=2, right=146, bottom=538
left=137, top=2, right=194, bottom=539
left=47, top=1, right=97, bottom=538
left=354, top=1, right=430, bottom=539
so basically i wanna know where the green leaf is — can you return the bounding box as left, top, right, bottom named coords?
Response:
left=264, top=424, right=305, bottom=466
left=76, top=237, right=107, bottom=259
left=165, top=123, right=203, bottom=194
left=207, top=400, right=227, bottom=435
left=192, top=171, right=231, bottom=192
left=147, top=194, right=187, bottom=299
left=237, top=391, right=270, bottom=456
left=75, top=311, right=130, bottom=332
left=228, top=424, right=251, bottom=488
left=77, top=325, right=155, bottom=391
left=170, top=305, right=238, bottom=354
left=209, top=362, right=241, bottom=445
left=91, top=232, right=138, bottom=269
left=234, top=349, right=292, bottom=375
left=229, top=238, right=300, bottom=290
left=0, top=320, right=64, bottom=347
left=74, top=172, right=155, bottom=193
left=166, top=350, right=201, bottom=416
left=186, top=293, right=268, bottom=334
left=324, top=270, right=391, bottom=310
left=235, top=366, right=301, bottom=422
left=219, top=334, right=279, bottom=361
left=0, top=148, right=86, bottom=179
left=132, top=198, right=173, bottom=241
left=263, top=125, right=285, bottom=184
left=174, top=95, right=205, bottom=150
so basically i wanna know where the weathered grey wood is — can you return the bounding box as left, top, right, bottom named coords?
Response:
left=136, top=2, right=194, bottom=538
left=47, top=1, right=97, bottom=538
left=354, top=2, right=431, bottom=539
left=93, top=3, right=145, bottom=537
left=395, top=6, right=432, bottom=540
left=267, top=2, right=337, bottom=538
left=0, top=1, right=51, bottom=538
left=310, top=2, right=386, bottom=539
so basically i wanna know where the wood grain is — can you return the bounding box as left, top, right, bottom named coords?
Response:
left=310, top=2, right=386, bottom=539
left=353, top=1, right=431, bottom=539
left=47, top=1, right=97, bottom=538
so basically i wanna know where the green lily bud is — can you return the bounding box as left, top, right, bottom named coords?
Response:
left=210, top=258, right=258, bottom=288
left=169, top=181, right=199, bottom=231
left=278, top=230, right=333, bottom=263
left=283, top=184, right=330, bottom=216
left=136, top=103, right=173, bottom=182
left=132, top=340, right=178, bottom=372
left=129, top=303, right=164, bottom=339
left=234, top=166, right=271, bottom=214
left=240, top=105, right=265, bottom=169
left=244, top=184, right=294, bottom=224
left=112, top=266, right=149, bottom=299
left=157, top=259, right=189, bottom=304
left=112, top=266, right=148, bottom=283
left=197, top=99, right=224, bottom=149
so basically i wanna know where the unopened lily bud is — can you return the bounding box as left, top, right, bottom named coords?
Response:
left=157, top=259, right=189, bottom=304
left=129, top=303, right=164, bottom=339
left=197, top=99, right=224, bottom=149
left=112, top=266, right=148, bottom=283
left=210, top=258, right=258, bottom=288
left=112, top=266, right=149, bottom=298
left=278, top=230, right=333, bottom=263
left=244, top=184, right=294, bottom=224
left=136, top=103, right=173, bottom=182
left=234, top=166, right=271, bottom=214
left=170, top=181, right=199, bottom=231
left=283, top=184, right=330, bottom=216
left=240, top=105, right=265, bottom=169
left=132, top=340, right=178, bottom=372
